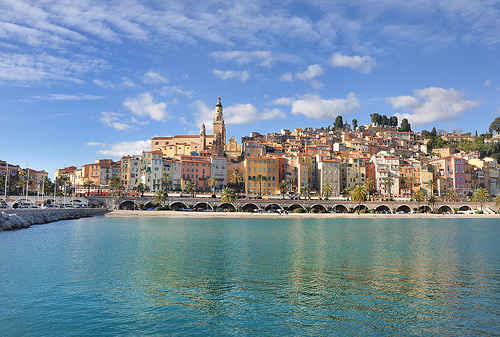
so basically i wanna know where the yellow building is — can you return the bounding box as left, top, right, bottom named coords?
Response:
left=244, top=157, right=280, bottom=196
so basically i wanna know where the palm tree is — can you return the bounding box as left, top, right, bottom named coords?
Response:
left=208, top=176, right=218, bottom=196
left=136, top=183, right=147, bottom=197
left=383, top=176, right=394, bottom=198
left=300, top=184, right=311, bottom=200
left=185, top=180, right=197, bottom=198
left=427, top=194, right=438, bottom=212
left=255, top=174, right=265, bottom=198
left=412, top=189, right=425, bottom=210
left=82, top=180, right=95, bottom=196
left=425, top=179, right=437, bottom=196
left=350, top=184, right=368, bottom=214
left=494, top=194, right=500, bottom=212
left=279, top=180, right=289, bottom=199
left=445, top=187, right=458, bottom=202
left=364, top=178, right=375, bottom=197
left=161, top=173, right=172, bottom=192
left=221, top=187, right=236, bottom=203
left=406, top=176, right=417, bottom=197
left=472, top=187, right=490, bottom=213
left=321, top=181, right=333, bottom=200
left=109, top=177, right=125, bottom=201
left=153, top=190, right=168, bottom=207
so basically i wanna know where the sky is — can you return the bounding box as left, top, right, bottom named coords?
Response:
left=1, top=0, right=500, bottom=178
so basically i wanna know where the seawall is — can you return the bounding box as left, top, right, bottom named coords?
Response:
left=0, top=208, right=109, bottom=232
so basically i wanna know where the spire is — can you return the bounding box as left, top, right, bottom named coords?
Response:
left=216, top=96, right=222, bottom=108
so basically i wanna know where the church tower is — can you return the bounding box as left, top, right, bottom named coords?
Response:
left=199, top=123, right=206, bottom=150
left=213, top=97, right=226, bottom=153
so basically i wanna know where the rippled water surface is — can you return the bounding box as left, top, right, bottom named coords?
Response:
left=1, top=216, right=499, bottom=336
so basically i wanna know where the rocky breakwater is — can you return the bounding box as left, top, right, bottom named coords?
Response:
left=0, top=208, right=109, bottom=231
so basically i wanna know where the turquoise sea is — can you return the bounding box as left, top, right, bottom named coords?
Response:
left=1, top=216, right=499, bottom=336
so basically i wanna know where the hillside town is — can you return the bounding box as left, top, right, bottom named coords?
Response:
left=2, top=98, right=500, bottom=201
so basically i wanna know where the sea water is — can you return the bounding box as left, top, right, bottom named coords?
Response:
left=1, top=216, right=499, bottom=336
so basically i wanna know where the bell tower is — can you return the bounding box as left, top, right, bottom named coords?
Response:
left=213, top=97, right=226, bottom=152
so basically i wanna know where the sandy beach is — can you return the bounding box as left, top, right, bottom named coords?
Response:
left=106, top=209, right=499, bottom=219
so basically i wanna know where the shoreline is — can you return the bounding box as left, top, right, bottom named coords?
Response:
left=106, top=209, right=499, bottom=219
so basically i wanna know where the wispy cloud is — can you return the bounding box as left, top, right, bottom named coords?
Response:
left=97, top=140, right=152, bottom=157
left=99, top=112, right=132, bottom=131
left=330, top=53, right=376, bottom=74
left=280, top=64, right=325, bottom=89
left=212, top=69, right=250, bottom=82
left=271, top=93, right=361, bottom=120
left=142, top=70, right=168, bottom=84
left=31, top=93, right=105, bottom=100
left=388, top=87, right=479, bottom=126
left=86, top=142, right=106, bottom=147
left=123, top=93, right=169, bottom=122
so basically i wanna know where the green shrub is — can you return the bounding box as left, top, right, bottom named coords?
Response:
left=475, top=210, right=484, bottom=214
left=172, top=206, right=180, bottom=211
left=293, top=208, right=305, bottom=213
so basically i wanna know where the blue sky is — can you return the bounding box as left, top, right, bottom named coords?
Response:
left=1, top=0, right=500, bottom=178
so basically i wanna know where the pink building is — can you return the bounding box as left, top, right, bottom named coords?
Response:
left=180, top=154, right=211, bottom=192
left=430, top=156, right=472, bottom=195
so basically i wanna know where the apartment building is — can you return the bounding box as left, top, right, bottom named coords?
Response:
left=316, top=159, right=341, bottom=196
left=244, top=157, right=280, bottom=196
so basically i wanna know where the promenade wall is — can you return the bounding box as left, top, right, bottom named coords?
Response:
left=0, top=208, right=109, bottom=232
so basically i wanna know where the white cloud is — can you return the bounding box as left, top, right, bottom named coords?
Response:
left=93, top=79, right=116, bottom=89
left=271, top=93, right=361, bottom=120
left=122, top=77, right=136, bottom=87
left=97, top=140, right=152, bottom=158
left=156, top=85, right=193, bottom=98
left=280, top=72, right=293, bottom=82
left=330, top=53, right=377, bottom=74
left=86, top=142, right=106, bottom=147
left=296, top=64, right=325, bottom=80
left=484, top=80, right=492, bottom=86
left=212, top=69, right=250, bottom=82
left=210, top=50, right=276, bottom=67
left=192, top=99, right=285, bottom=129
left=388, top=87, right=480, bottom=126
left=0, top=52, right=106, bottom=85
left=100, top=112, right=132, bottom=131
left=31, top=93, right=105, bottom=100
left=123, top=93, right=169, bottom=122
left=142, top=70, right=168, bottom=84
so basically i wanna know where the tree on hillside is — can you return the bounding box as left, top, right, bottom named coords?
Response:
left=399, top=118, right=411, bottom=132
left=389, top=116, right=398, bottom=127
left=431, top=127, right=437, bottom=137
left=352, top=119, right=358, bottom=130
left=489, top=116, right=500, bottom=134
left=334, top=115, right=344, bottom=130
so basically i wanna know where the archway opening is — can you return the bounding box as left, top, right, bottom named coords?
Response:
left=396, top=205, right=412, bottom=213
left=375, top=205, right=392, bottom=214
left=353, top=205, right=368, bottom=213
left=419, top=205, right=431, bottom=213
left=170, top=201, right=188, bottom=211
left=287, top=204, right=306, bottom=212
left=119, top=200, right=138, bottom=210
left=217, top=203, right=236, bottom=212
left=264, top=203, right=283, bottom=212
left=241, top=203, right=259, bottom=212
left=438, top=205, right=453, bottom=214
left=331, top=204, right=348, bottom=213
left=144, top=202, right=158, bottom=210
left=194, top=202, right=212, bottom=211
left=310, top=204, right=328, bottom=213
left=459, top=205, right=471, bottom=211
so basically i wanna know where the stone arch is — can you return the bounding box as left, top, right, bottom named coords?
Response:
left=331, top=204, right=348, bottom=213
left=194, top=202, right=213, bottom=211
left=264, top=203, right=283, bottom=212
left=353, top=204, right=368, bottom=213
left=217, top=203, right=236, bottom=212
left=241, top=203, right=259, bottom=212
left=395, top=205, right=412, bottom=213
left=438, top=205, right=453, bottom=214
left=144, top=202, right=158, bottom=209
left=458, top=205, right=472, bottom=211
left=287, top=204, right=306, bottom=212
left=310, top=204, right=328, bottom=213
left=170, top=201, right=188, bottom=210
left=375, top=205, right=392, bottom=214
left=419, top=205, right=431, bottom=213
left=119, top=200, right=139, bottom=210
